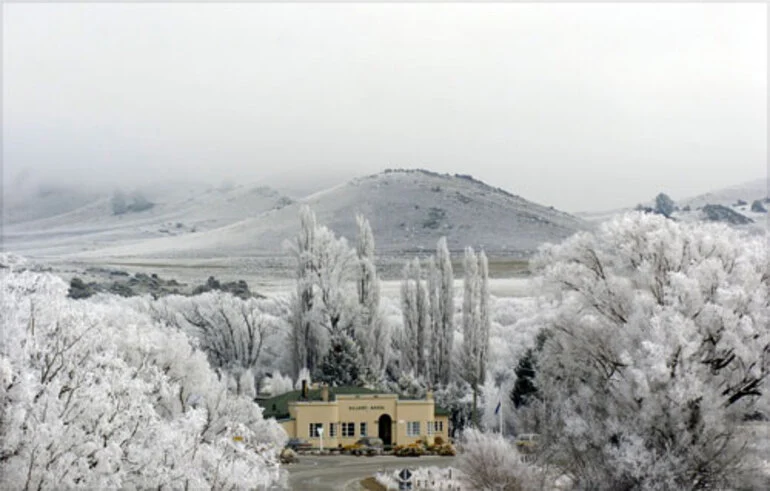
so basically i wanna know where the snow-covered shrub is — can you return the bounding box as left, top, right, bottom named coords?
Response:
left=456, top=428, right=540, bottom=491
left=0, top=268, right=286, bottom=489
left=531, top=212, right=770, bottom=490
left=262, top=371, right=294, bottom=397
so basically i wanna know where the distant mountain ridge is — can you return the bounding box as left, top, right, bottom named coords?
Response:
left=577, top=177, right=768, bottom=232
left=679, top=178, right=768, bottom=209
left=53, top=169, right=588, bottom=260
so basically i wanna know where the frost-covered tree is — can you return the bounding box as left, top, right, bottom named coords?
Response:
left=354, top=215, right=389, bottom=384
left=294, top=367, right=312, bottom=391
left=479, top=251, right=490, bottom=366
left=400, top=259, right=429, bottom=377
left=432, top=237, right=455, bottom=386
left=288, top=205, right=319, bottom=377
left=313, top=226, right=356, bottom=337
left=261, top=372, right=294, bottom=397
left=392, top=370, right=428, bottom=400
left=0, top=263, right=286, bottom=489
left=426, top=256, right=441, bottom=383
left=530, top=213, right=770, bottom=490
left=461, top=247, right=491, bottom=425
left=151, top=291, right=286, bottom=396
left=285, top=206, right=356, bottom=378
left=434, top=381, right=473, bottom=439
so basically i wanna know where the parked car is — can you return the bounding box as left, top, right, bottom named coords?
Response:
left=352, top=437, right=384, bottom=455
left=285, top=438, right=312, bottom=453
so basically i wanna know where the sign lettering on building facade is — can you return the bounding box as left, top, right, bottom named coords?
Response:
left=349, top=405, right=386, bottom=411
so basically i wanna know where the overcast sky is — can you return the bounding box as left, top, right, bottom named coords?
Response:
left=4, top=3, right=766, bottom=212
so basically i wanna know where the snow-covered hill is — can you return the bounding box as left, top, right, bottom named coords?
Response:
left=3, top=181, right=294, bottom=257
left=32, top=169, right=587, bottom=260
left=3, top=184, right=103, bottom=226
left=680, top=178, right=769, bottom=209
left=577, top=178, right=768, bottom=233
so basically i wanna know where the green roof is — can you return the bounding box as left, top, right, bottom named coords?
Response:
left=257, top=387, right=450, bottom=419
left=434, top=405, right=450, bottom=416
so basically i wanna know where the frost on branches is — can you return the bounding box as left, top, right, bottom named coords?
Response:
left=285, top=207, right=390, bottom=386
left=0, top=264, right=286, bottom=489
left=530, top=213, right=770, bottom=490
left=144, top=291, right=290, bottom=397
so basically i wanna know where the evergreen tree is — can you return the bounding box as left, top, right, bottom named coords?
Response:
left=511, top=349, right=538, bottom=408
left=510, top=331, right=546, bottom=408
left=318, top=334, right=362, bottom=387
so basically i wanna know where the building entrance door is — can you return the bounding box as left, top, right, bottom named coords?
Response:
left=378, top=414, right=392, bottom=445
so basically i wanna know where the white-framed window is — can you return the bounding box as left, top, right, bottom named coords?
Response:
left=342, top=422, right=355, bottom=437
left=406, top=421, right=420, bottom=437
left=360, top=422, right=367, bottom=437
left=427, top=422, right=434, bottom=435
left=433, top=421, right=444, bottom=433
left=330, top=423, right=338, bottom=437
left=309, top=423, right=323, bottom=438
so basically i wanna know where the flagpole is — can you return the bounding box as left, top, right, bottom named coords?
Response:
left=499, top=398, right=503, bottom=435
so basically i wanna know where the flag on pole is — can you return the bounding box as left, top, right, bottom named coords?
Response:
left=496, top=389, right=504, bottom=435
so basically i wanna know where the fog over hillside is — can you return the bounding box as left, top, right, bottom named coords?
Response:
left=3, top=170, right=587, bottom=263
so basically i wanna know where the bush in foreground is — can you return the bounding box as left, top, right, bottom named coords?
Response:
left=456, top=428, right=541, bottom=491
left=0, top=261, right=286, bottom=489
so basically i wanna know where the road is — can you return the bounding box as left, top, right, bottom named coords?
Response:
left=284, top=454, right=456, bottom=490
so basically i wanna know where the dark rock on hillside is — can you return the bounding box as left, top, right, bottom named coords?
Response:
left=68, top=277, right=97, bottom=299
left=68, top=268, right=265, bottom=301
left=751, top=200, right=767, bottom=213
left=69, top=271, right=185, bottom=299
left=701, top=204, right=754, bottom=225
left=192, top=276, right=263, bottom=300
left=655, top=193, right=676, bottom=217
left=111, top=190, right=155, bottom=215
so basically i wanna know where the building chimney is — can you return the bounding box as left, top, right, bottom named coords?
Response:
left=426, top=389, right=434, bottom=400
left=301, top=380, right=308, bottom=400
left=321, top=384, right=329, bottom=402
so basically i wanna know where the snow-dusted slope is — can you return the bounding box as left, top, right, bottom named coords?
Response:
left=676, top=178, right=768, bottom=233
left=576, top=177, right=769, bottom=233
left=3, top=181, right=293, bottom=257
left=66, top=169, right=588, bottom=260
left=3, top=185, right=103, bottom=225
left=680, top=178, right=769, bottom=209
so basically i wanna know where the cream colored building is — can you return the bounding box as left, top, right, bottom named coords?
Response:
left=259, top=385, right=450, bottom=448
